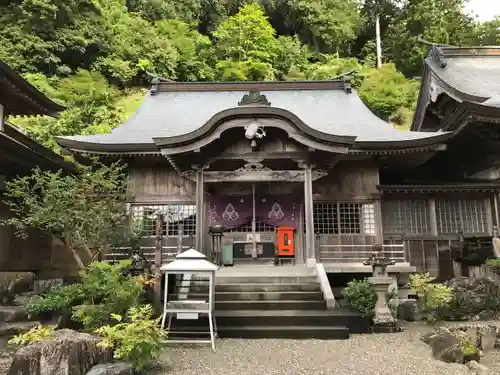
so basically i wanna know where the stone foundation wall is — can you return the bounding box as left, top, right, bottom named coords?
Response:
left=0, top=201, right=79, bottom=278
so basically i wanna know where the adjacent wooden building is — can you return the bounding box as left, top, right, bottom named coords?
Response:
left=57, top=46, right=500, bottom=279
left=0, top=61, right=75, bottom=277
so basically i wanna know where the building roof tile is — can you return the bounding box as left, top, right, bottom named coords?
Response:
left=58, top=81, right=447, bottom=152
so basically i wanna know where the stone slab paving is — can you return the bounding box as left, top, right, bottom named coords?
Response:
left=156, top=324, right=474, bottom=375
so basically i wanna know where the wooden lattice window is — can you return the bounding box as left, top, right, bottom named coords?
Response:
left=436, top=199, right=489, bottom=234
left=313, top=202, right=375, bottom=235
left=130, top=204, right=196, bottom=237
left=382, top=199, right=431, bottom=234
left=228, top=220, right=275, bottom=233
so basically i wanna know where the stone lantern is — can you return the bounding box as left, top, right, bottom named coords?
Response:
left=363, top=244, right=400, bottom=333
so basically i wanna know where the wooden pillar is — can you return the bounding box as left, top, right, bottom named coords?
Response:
left=153, top=212, right=163, bottom=314
left=177, top=222, right=183, bottom=254
left=429, top=199, right=438, bottom=236
left=302, top=163, right=316, bottom=265
left=373, top=199, right=383, bottom=244
left=0, top=104, right=5, bottom=132
left=493, top=193, right=500, bottom=230
left=485, top=197, right=493, bottom=235
left=0, top=104, right=4, bottom=132
left=194, top=166, right=204, bottom=253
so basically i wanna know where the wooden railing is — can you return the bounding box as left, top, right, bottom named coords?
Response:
left=105, top=245, right=191, bottom=264
left=319, top=243, right=406, bottom=263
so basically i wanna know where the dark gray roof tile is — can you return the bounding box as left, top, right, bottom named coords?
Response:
left=426, top=47, right=500, bottom=104
left=61, top=88, right=445, bottom=146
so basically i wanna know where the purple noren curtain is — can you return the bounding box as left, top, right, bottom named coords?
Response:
left=207, top=194, right=298, bottom=230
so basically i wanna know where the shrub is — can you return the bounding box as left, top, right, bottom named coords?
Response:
left=72, top=260, right=145, bottom=330
left=8, top=324, right=55, bottom=346
left=25, top=260, right=147, bottom=331
left=95, top=305, right=166, bottom=371
left=486, top=258, right=500, bottom=274
left=409, top=273, right=453, bottom=322
left=460, top=335, right=479, bottom=358
left=26, top=283, right=85, bottom=317
left=341, top=279, right=377, bottom=318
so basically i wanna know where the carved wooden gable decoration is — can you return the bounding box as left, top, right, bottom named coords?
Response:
left=238, top=91, right=271, bottom=106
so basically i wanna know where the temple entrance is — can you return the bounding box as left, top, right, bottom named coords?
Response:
left=206, top=182, right=301, bottom=264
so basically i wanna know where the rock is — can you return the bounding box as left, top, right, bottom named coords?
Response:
left=0, top=306, right=29, bottom=323
left=421, top=328, right=465, bottom=363
left=439, top=277, right=500, bottom=321
left=444, top=324, right=499, bottom=354
left=477, top=326, right=498, bottom=352
left=0, top=321, right=39, bottom=338
left=86, top=363, right=133, bottom=375
left=0, top=272, right=35, bottom=305
left=466, top=360, right=489, bottom=375
left=7, top=329, right=112, bottom=375
left=397, top=299, right=420, bottom=321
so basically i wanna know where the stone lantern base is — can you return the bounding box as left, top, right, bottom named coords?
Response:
left=368, top=276, right=401, bottom=334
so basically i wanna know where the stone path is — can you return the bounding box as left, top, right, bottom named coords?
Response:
left=156, top=324, right=475, bottom=375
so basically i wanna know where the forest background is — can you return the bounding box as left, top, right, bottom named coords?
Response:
left=1, top=0, right=499, bottom=153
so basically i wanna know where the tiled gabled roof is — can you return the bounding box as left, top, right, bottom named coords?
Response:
left=57, top=80, right=449, bottom=154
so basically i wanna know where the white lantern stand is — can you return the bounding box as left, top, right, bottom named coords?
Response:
left=160, top=248, right=218, bottom=351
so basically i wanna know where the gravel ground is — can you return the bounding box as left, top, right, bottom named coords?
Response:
left=157, top=324, right=478, bottom=375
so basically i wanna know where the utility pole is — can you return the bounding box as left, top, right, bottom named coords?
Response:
left=375, top=9, right=382, bottom=68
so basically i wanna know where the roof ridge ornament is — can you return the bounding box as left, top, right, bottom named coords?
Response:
left=147, top=72, right=173, bottom=95
left=238, top=91, right=271, bottom=106
left=428, top=45, right=448, bottom=68
left=342, top=75, right=352, bottom=94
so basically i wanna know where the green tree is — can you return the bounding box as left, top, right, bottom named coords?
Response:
left=473, top=17, right=500, bottom=45
left=277, top=0, right=364, bottom=53
left=0, top=0, right=109, bottom=74
left=2, top=162, right=129, bottom=269
left=92, top=4, right=178, bottom=85
left=11, top=70, right=143, bottom=152
left=385, top=0, right=476, bottom=77
left=357, top=63, right=420, bottom=125
left=274, top=36, right=310, bottom=80
left=213, top=3, right=279, bottom=80
left=155, top=19, right=215, bottom=81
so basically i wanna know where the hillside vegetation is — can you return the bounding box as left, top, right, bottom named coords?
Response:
left=2, top=0, right=499, bottom=151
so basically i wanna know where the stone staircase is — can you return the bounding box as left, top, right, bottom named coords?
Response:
left=0, top=296, right=39, bottom=374
left=165, top=266, right=370, bottom=340
left=0, top=298, right=38, bottom=347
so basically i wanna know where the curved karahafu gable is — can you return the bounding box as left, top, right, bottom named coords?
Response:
left=56, top=80, right=450, bottom=155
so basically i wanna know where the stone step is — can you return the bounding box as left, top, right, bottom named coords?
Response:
left=217, top=325, right=350, bottom=339
left=215, top=300, right=326, bottom=311
left=215, top=276, right=318, bottom=284
left=184, top=276, right=318, bottom=284
left=0, top=321, right=39, bottom=350
left=168, top=309, right=371, bottom=334
left=164, top=323, right=350, bottom=340
left=170, top=291, right=324, bottom=301
left=187, top=283, right=322, bottom=293
left=217, top=291, right=324, bottom=301
left=0, top=306, right=30, bottom=323
left=0, top=321, right=39, bottom=337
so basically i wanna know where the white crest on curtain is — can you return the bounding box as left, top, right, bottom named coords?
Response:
left=222, top=203, right=240, bottom=221
left=208, top=202, right=220, bottom=224
left=268, top=202, right=284, bottom=220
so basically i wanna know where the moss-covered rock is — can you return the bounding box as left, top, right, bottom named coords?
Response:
left=7, top=329, right=112, bottom=375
